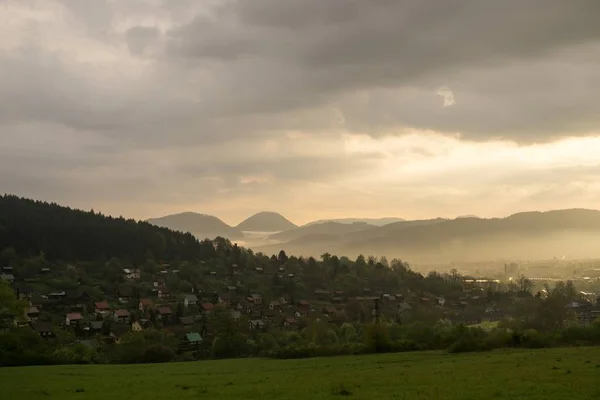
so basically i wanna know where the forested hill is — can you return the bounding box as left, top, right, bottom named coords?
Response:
left=0, top=195, right=217, bottom=263
left=147, top=212, right=243, bottom=240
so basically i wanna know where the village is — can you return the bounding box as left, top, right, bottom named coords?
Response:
left=3, top=254, right=599, bottom=358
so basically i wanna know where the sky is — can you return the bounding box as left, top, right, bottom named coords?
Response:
left=1, top=0, right=600, bottom=226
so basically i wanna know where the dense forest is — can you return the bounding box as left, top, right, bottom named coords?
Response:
left=0, top=195, right=216, bottom=263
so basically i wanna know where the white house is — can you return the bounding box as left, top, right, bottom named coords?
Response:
left=184, top=294, right=198, bottom=307
left=124, top=268, right=141, bottom=280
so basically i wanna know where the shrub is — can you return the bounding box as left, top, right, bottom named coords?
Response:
left=143, top=345, right=176, bottom=363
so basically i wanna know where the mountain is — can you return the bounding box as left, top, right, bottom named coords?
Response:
left=256, top=209, right=600, bottom=262
left=147, top=212, right=243, bottom=240
left=269, top=221, right=375, bottom=243
left=236, top=212, right=297, bottom=232
left=305, top=217, right=404, bottom=226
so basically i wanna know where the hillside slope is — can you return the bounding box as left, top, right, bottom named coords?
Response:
left=0, top=195, right=215, bottom=262
left=148, top=212, right=243, bottom=240
left=236, top=211, right=297, bottom=232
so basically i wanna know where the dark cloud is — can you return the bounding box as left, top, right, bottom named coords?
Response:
left=164, top=0, right=600, bottom=141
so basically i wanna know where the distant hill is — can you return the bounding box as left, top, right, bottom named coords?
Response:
left=269, top=221, right=375, bottom=242
left=147, top=212, right=243, bottom=240
left=256, top=209, right=600, bottom=262
left=305, top=217, right=404, bottom=226
left=236, top=212, right=297, bottom=232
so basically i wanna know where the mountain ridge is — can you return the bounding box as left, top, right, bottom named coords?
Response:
left=304, top=217, right=404, bottom=226
left=256, top=209, right=600, bottom=262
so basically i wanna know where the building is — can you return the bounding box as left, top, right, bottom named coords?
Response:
left=65, top=312, right=83, bottom=326
left=123, top=268, right=141, bottom=280
left=184, top=294, right=198, bottom=308
left=139, top=298, right=153, bottom=312
left=95, top=301, right=110, bottom=315
left=113, top=309, right=131, bottom=324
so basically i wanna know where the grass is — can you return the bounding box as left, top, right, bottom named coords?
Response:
left=1, top=347, right=599, bottom=399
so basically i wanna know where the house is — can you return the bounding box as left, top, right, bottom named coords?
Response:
left=153, top=279, right=165, bottom=289
left=249, top=319, right=266, bottom=330
left=0, top=273, right=14, bottom=284
left=261, top=309, right=277, bottom=322
left=123, top=268, right=141, bottom=280
left=48, top=291, right=66, bottom=300
left=184, top=294, right=198, bottom=308
left=179, top=316, right=195, bottom=326
left=139, top=298, right=153, bottom=312
left=254, top=267, right=264, bottom=273
left=33, top=322, right=55, bottom=339
left=218, top=292, right=232, bottom=306
left=184, top=332, right=203, bottom=346
left=249, top=293, right=263, bottom=305
left=297, top=300, right=310, bottom=308
left=26, top=307, right=40, bottom=322
left=322, top=307, right=338, bottom=316
left=66, top=291, right=91, bottom=309
left=65, top=312, right=83, bottom=326
left=279, top=295, right=291, bottom=305
left=236, top=300, right=251, bottom=314
left=314, top=289, right=330, bottom=300
left=131, top=319, right=149, bottom=331
left=201, top=303, right=215, bottom=316
left=156, top=307, right=173, bottom=320
left=157, top=288, right=171, bottom=299
left=40, top=267, right=52, bottom=274
left=95, top=301, right=110, bottom=315
left=332, top=297, right=344, bottom=304
left=438, top=296, right=446, bottom=306
left=116, top=285, right=133, bottom=302
left=113, top=309, right=131, bottom=324
left=269, top=300, right=281, bottom=311
left=230, top=310, right=241, bottom=322
left=283, top=317, right=298, bottom=328
left=89, top=320, right=104, bottom=333
left=295, top=308, right=308, bottom=318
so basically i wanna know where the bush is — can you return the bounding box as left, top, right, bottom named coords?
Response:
left=521, top=329, right=552, bottom=349
left=143, top=345, right=176, bottom=363
left=365, top=324, right=392, bottom=353
left=390, top=340, right=422, bottom=352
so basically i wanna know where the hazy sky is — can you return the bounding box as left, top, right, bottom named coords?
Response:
left=1, top=0, right=600, bottom=226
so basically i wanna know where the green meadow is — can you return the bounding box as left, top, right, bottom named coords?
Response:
left=1, top=347, right=599, bottom=400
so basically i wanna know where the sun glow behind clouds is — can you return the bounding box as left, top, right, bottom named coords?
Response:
left=342, top=132, right=600, bottom=186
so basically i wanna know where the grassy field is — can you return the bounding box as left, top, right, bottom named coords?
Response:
left=1, top=347, right=599, bottom=400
